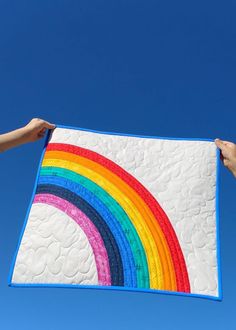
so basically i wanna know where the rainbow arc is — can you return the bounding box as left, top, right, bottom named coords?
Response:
left=34, top=142, right=190, bottom=292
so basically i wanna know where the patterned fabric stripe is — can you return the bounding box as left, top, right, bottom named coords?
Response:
left=40, top=166, right=149, bottom=288
left=36, top=184, right=124, bottom=286
left=34, top=193, right=111, bottom=286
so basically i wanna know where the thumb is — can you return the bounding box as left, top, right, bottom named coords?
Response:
left=215, top=138, right=227, bottom=152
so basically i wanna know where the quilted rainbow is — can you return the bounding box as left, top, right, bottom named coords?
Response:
left=9, top=125, right=221, bottom=300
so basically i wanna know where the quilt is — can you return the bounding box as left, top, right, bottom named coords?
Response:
left=9, top=125, right=221, bottom=300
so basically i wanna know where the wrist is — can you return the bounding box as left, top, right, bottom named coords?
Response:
left=233, top=165, right=236, bottom=178
left=231, top=157, right=236, bottom=178
left=17, top=126, right=32, bottom=144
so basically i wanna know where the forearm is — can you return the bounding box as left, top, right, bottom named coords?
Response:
left=232, top=163, right=236, bottom=178
left=0, top=127, right=29, bottom=152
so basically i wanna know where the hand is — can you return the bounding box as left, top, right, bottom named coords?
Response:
left=22, top=118, right=56, bottom=142
left=215, top=138, right=236, bottom=178
left=0, top=118, right=56, bottom=152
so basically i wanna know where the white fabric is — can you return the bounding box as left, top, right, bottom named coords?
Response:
left=11, top=127, right=219, bottom=297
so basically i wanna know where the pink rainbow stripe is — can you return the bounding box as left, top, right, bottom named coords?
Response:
left=34, top=194, right=111, bottom=286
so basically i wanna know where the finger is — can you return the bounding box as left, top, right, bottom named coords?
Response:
left=37, top=133, right=45, bottom=139
left=223, top=141, right=236, bottom=148
left=215, top=138, right=234, bottom=147
left=38, top=130, right=46, bottom=135
left=220, top=139, right=233, bottom=145
left=37, top=128, right=47, bottom=138
left=215, top=138, right=228, bottom=152
left=42, top=121, right=56, bottom=130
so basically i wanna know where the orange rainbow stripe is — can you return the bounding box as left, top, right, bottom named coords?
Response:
left=39, top=143, right=190, bottom=292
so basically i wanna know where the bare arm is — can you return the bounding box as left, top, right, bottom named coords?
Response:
left=215, top=138, right=236, bottom=178
left=0, top=118, right=55, bottom=153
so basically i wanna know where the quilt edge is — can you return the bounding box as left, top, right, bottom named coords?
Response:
left=8, top=124, right=222, bottom=301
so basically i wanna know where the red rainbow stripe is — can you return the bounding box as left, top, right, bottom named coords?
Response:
left=46, top=143, right=190, bottom=292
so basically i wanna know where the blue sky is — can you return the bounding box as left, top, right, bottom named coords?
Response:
left=0, top=1, right=235, bottom=329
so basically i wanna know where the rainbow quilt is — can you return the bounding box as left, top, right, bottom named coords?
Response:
left=9, top=125, right=221, bottom=300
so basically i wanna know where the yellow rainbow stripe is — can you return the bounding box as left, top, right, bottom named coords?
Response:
left=43, top=150, right=177, bottom=290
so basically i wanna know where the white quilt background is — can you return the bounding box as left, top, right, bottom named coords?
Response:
left=12, top=127, right=219, bottom=297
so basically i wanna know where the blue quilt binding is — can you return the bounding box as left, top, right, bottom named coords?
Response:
left=8, top=124, right=222, bottom=301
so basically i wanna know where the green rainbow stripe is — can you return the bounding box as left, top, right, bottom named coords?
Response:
left=40, top=166, right=149, bottom=288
